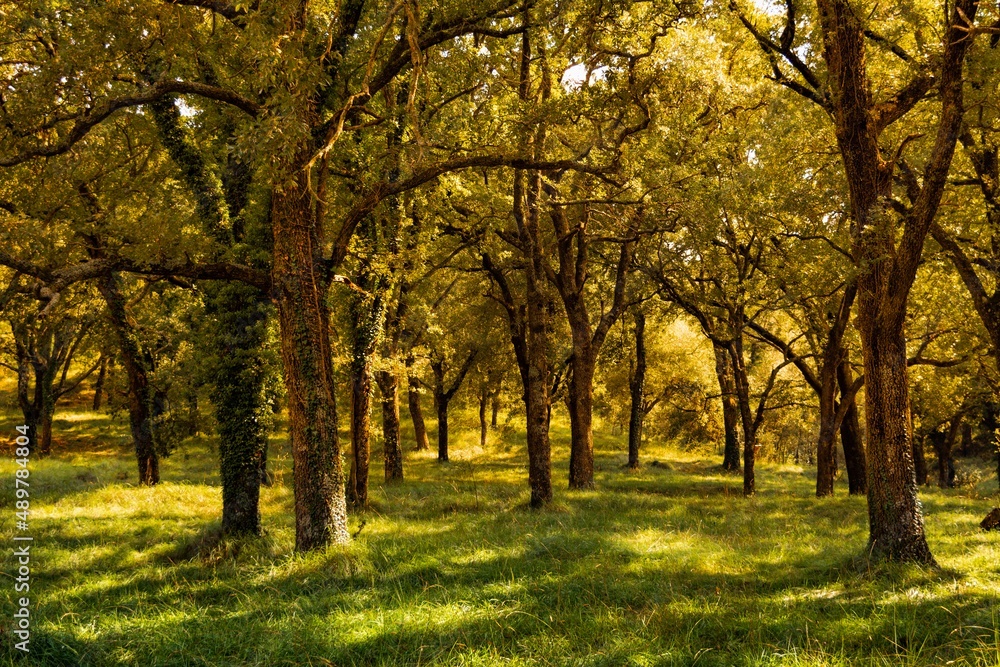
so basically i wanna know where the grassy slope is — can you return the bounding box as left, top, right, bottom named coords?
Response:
left=1, top=406, right=1000, bottom=666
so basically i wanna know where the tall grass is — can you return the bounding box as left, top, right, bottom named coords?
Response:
left=2, top=406, right=1000, bottom=666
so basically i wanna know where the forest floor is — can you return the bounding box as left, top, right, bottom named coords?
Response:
left=2, top=406, right=1000, bottom=666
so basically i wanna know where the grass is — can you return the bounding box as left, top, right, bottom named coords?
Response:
left=2, top=404, right=1000, bottom=666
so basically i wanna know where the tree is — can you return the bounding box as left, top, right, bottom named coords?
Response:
left=735, top=0, right=981, bottom=562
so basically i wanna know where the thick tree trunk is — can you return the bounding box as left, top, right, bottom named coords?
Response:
left=204, top=281, right=271, bottom=536
left=861, top=321, right=932, bottom=562
left=713, top=343, right=742, bottom=472
left=813, top=0, right=976, bottom=565
left=407, top=376, right=430, bottom=451
left=97, top=273, right=159, bottom=486
left=38, top=402, right=53, bottom=456
left=376, top=370, right=404, bottom=483
left=628, top=310, right=646, bottom=470
left=271, top=170, right=347, bottom=550
left=838, top=357, right=866, bottom=495
left=92, top=355, right=107, bottom=411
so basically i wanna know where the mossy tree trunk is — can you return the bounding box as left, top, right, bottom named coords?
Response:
left=272, top=160, right=348, bottom=549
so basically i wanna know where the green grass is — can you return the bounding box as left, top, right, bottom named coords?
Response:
left=2, top=405, right=1000, bottom=666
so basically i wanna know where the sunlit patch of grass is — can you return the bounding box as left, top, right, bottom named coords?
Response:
left=2, top=406, right=1000, bottom=665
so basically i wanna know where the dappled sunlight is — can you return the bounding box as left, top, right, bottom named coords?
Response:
left=2, top=412, right=1000, bottom=665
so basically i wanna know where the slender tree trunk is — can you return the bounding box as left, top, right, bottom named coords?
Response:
left=92, top=355, right=107, bottom=411
left=567, top=344, right=596, bottom=488
left=713, top=342, right=742, bottom=472
left=628, top=310, right=646, bottom=470
left=97, top=273, right=159, bottom=485
left=838, top=357, right=866, bottom=495
left=815, top=367, right=839, bottom=497
left=271, top=168, right=347, bottom=550
left=912, top=434, right=929, bottom=486
left=348, top=356, right=373, bottom=507
left=376, top=370, right=404, bottom=483
left=932, top=419, right=962, bottom=489
left=435, top=398, right=450, bottom=462
left=479, top=385, right=488, bottom=448
left=729, top=336, right=756, bottom=495
left=407, top=376, right=430, bottom=451
left=491, top=388, right=501, bottom=428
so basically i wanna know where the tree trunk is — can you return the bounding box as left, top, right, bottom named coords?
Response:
left=628, top=310, right=646, bottom=470
left=271, top=168, right=348, bottom=550
left=348, top=355, right=373, bottom=508
left=932, top=418, right=962, bottom=489
left=92, top=355, right=107, bottom=411
left=567, top=345, right=596, bottom=488
left=728, top=335, right=756, bottom=496
left=813, top=0, right=977, bottom=565
left=479, top=385, right=489, bottom=448
left=435, top=397, right=450, bottom=462
left=713, top=342, right=742, bottom=472
left=204, top=281, right=271, bottom=537
left=838, top=357, right=866, bottom=495
left=491, top=387, right=501, bottom=428
left=376, top=370, right=404, bottom=483
left=407, top=376, right=430, bottom=451
left=861, top=319, right=931, bottom=561
left=815, top=362, right=839, bottom=497
left=97, top=273, right=159, bottom=486
left=960, top=421, right=973, bottom=457
left=38, top=401, right=53, bottom=456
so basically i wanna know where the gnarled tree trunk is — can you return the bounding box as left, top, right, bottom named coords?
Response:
left=272, top=165, right=347, bottom=550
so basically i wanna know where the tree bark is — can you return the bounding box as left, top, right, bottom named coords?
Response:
left=204, top=281, right=271, bottom=536
left=407, top=375, right=430, bottom=451
left=348, top=354, right=373, bottom=508
left=837, top=357, right=866, bottom=495
left=713, top=342, right=742, bottom=472
left=491, top=388, right=501, bottom=428
left=271, top=165, right=347, bottom=550
left=92, top=355, right=107, bottom=411
left=96, top=273, right=159, bottom=485
left=478, top=385, right=489, bottom=448
left=376, top=370, right=404, bottom=483
left=628, top=310, right=646, bottom=470
left=931, top=418, right=962, bottom=489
